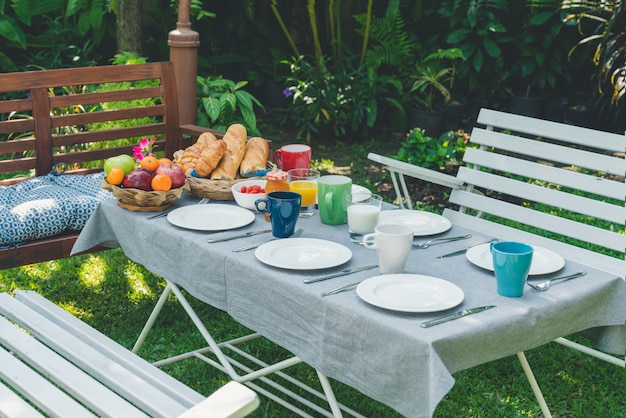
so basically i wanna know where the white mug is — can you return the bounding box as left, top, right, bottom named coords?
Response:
left=362, top=224, right=413, bottom=274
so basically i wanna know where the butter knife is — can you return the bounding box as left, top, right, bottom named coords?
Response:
left=420, top=305, right=496, bottom=328
left=207, top=229, right=272, bottom=243
left=436, top=238, right=498, bottom=258
left=304, top=265, right=378, bottom=284
left=232, top=228, right=303, bottom=252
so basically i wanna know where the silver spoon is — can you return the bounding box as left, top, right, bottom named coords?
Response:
left=413, top=234, right=471, bottom=249
left=526, top=271, right=587, bottom=291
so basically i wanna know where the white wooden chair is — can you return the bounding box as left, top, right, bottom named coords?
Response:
left=369, top=108, right=626, bottom=417
left=0, top=290, right=259, bottom=418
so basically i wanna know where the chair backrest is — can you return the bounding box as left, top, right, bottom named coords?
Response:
left=0, top=62, right=181, bottom=186
left=446, top=108, right=625, bottom=277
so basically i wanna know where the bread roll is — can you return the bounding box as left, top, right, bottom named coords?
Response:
left=197, top=131, right=218, bottom=145
left=179, top=132, right=226, bottom=177
left=240, top=137, right=269, bottom=177
left=210, top=124, right=247, bottom=180
left=195, top=140, right=227, bottom=176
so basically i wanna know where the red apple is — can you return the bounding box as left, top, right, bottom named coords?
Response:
left=123, top=168, right=154, bottom=191
left=155, top=163, right=186, bottom=188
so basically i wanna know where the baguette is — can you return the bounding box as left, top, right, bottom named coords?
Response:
left=210, top=124, right=247, bottom=180
left=240, top=137, right=269, bottom=177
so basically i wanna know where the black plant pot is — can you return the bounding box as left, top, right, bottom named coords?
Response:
left=441, top=100, right=467, bottom=132
left=564, top=105, right=596, bottom=129
left=468, top=96, right=489, bottom=123
left=406, top=106, right=445, bottom=138
left=509, top=95, right=545, bottom=118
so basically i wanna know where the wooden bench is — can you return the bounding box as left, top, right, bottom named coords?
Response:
left=369, top=108, right=625, bottom=414
left=0, top=290, right=259, bottom=417
left=0, top=62, right=222, bottom=270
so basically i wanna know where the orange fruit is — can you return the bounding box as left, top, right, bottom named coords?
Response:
left=158, top=157, right=172, bottom=165
left=175, top=162, right=186, bottom=171
left=151, top=173, right=172, bottom=191
left=140, top=155, right=159, bottom=171
left=106, top=166, right=125, bottom=185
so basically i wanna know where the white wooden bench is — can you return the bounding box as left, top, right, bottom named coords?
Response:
left=0, top=290, right=259, bottom=418
left=369, top=108, right=625, bottom=416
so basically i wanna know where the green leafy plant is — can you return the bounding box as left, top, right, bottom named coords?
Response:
left=565, top=0, right=625, bottom=129
left=408, top=48, right=466, bottom=110
left=510, top=3, right=572, bottom=97
left=394, top=128, right=467, bottom=171
left=438, top=0, right=513, bottom=101
left=196, top=75, right=263, bottom=136
left=0, top=0, right=109, bottom=71
left=278, top=54, right=403, bottom=142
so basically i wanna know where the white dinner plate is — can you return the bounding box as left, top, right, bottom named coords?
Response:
left=351, top=184, right=371, bottom=197
left=357, top=274, right=464, bottom=313
left=255, top=238, right=352, bottom=270
left=377, top=210, right=452, bottom=236
left=167, top=204, right=255, bottom=231
left=466, top=243, right=565, bottom=275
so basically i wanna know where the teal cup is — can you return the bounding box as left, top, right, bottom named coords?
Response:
left=255, top=191, right=302, bottom=238
left=317, top=175, right=352, bottom=225
left=490, top=241, right=534, bottom=297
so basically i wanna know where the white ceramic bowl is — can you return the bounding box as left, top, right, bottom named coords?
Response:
left=231, top=179, right=267, bottom=210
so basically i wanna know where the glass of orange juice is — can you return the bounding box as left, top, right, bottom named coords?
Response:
left=288, top=168, right=320, bottom=217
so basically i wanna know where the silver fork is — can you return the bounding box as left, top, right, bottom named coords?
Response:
left=413, top=234, right=472, bottom=249
left=148, top=197, right=209, bottom=219
left=526, top=271, right=587, bottom=291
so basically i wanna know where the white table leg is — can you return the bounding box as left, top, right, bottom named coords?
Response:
left=517, top=352, right=552, bottom=418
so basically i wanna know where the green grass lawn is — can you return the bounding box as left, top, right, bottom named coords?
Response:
left=2, top=249, right=625, bottom=417
left=1, top=125, right=624, bottom=417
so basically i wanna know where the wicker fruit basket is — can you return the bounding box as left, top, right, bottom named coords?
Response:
left=102, top=179, right=189, bottom=211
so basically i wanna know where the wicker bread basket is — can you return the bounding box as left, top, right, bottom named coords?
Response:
left=186, top=163, right=276, bottom=200
left=102, top=179, right=189, bottom=211
left=186, top=176, right=263, bottom=200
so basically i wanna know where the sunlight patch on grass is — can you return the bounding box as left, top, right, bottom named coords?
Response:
left=124, top=263, right=153, bottom=302
left=24, top=260, right=61, bottom=279
left=78, top=254, right=107, bottom=289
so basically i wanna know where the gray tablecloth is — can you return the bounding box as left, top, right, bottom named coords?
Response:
left=72, top=195, right=626, bottom=418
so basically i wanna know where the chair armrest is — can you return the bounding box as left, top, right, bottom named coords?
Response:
left=367, top=153, right=464, bottom=190
left=177, top=381, right=259, bottom=418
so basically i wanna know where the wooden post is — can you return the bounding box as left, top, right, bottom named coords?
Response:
left=168, top=0, right=200, bottom=125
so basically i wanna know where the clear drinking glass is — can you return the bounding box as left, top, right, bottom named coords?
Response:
left=288, top=168, right=320, bottom=217
left=346, top=193, right=382, bottom=244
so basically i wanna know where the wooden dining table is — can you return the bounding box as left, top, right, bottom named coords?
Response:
left=72, top=193, right=626, bottom=418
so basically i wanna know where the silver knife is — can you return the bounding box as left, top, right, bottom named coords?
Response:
left=207, top=229, right=272, bottom=243
left=436, top=238, right=498, bottom=258
left=420, top=305, right=496, bottom=328
left=304, top=265, right=378, bottom=284
left=232, top=228, right=304, bottom=252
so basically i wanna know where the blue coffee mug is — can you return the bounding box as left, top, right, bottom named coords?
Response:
left=490, top=241, right=534, bottom=297
left=255, top=191, right=302, bottom=238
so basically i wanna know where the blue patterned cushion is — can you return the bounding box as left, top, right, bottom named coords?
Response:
left=0, top=172, right=113, bottom=247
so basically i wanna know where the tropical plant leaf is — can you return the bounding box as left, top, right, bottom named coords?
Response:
left=202, top=97, right=221, bottom=122
left=0, top=14, right=26, bottom=46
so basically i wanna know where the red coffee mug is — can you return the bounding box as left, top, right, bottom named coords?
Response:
left=274, top=144, right=311, bottom=171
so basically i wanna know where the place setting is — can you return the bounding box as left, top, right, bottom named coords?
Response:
left=465, top=240, right=587, bottom=297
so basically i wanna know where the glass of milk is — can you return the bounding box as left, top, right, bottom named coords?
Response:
left=346, top=193, right=382, bottom=244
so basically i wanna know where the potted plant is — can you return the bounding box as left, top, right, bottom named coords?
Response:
left=509, top=4, right=572, bottom=118
left=564, top=1, right=625, bottom=132
left=405, top=47, right=466, bottom=136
